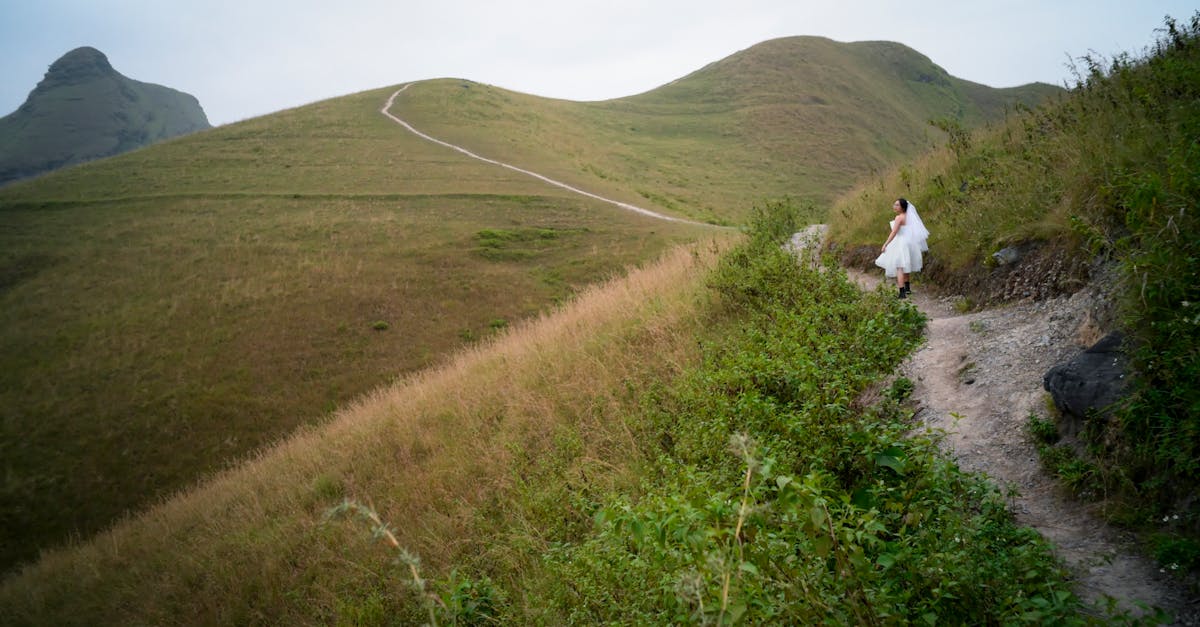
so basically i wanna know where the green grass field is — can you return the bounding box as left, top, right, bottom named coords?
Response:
left=0, top=205, right=1084, bottom=623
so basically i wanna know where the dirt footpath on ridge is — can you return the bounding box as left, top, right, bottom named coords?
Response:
left=791, top=223, right=1198, bottom=622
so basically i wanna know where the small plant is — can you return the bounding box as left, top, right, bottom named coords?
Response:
left=968, top=320, right=986, bottom=333
left=324, top=499, right=504, bottom=625
left=886, top=376, right=914, bottom=402
left=956, top=361, right=977, bottom=384
left=1027, top=414, right=1059, bottom=445
left=1033, top=443, right=1099, bottom=499
left=1152, top=532, right=1200, bottom=575
left=488, top=318, right=508, bottom=331
left=953, top=297, right=974, bottom=313
left=371, top=320, right=390, bottom=331
left=1056, top=456, right=1099, bottom=498
left=325, top=499, right=440, bottom=626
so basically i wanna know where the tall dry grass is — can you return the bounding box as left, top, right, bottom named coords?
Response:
left=0, top=236, right=735, bottom=624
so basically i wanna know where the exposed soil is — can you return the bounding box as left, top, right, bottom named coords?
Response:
left=836, top=239, right=1093, bottom=306
left=845, top=265, right=1200, bottom=623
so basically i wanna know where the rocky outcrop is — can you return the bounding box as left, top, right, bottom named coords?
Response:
left=0, top=47, right=210, bottom=186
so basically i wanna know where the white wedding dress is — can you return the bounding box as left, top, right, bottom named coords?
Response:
left=874, top=217, right=928, bottom=277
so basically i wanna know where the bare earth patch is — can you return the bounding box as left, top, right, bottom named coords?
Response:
left=847, top=266, right=1199, bottom=623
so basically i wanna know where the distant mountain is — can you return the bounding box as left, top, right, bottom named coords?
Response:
left=0, top=47, right=210, bottom=186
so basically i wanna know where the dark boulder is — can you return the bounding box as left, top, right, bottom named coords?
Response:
left=1043, top=331, right=1128, bottom=435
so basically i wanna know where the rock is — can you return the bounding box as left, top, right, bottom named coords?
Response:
left=993, top=247, right=1022, bottom=265
left=1043, top=331, right=1129, bottom=436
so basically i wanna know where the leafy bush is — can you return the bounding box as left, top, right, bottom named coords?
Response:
left=887, top=377, right=915, bottom=402
left=1152, top=533, right=1200, bottom=574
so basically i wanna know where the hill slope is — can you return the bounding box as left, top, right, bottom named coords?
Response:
left=0, top=35, right=1060, bottom=571
left=0, top=85, right=711, bottom=572
left=390, top=36, right=1060, bottom=222
left=0, top=47, right=211, bottom=185
left=0, top=211, right=1087, bottom=623
left=828, top=13, right=1200, bottom=577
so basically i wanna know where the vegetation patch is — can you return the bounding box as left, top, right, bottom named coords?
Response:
left=506, top=201, right=1081, bottom=622
left=830, top=13, right=1200, bottom=573
left=472, top=226, right=585, bottom=261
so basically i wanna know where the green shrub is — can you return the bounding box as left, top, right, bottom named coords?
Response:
left=1152, top=533, right=1200, bottom=574
left=887, top=376, right=915, bottom=402
left=1027, top=414, right=1059, bottom=445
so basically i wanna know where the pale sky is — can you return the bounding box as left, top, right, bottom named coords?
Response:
left=1, top=1, right=1195, bottom=126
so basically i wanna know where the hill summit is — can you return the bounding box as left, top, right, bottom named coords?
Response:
left=0, top=46, right=211, bottom=185
left=39, top=46, right=117, bottom=85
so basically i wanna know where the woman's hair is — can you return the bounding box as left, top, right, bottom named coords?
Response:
left=897, top=198, right=909, bottom=211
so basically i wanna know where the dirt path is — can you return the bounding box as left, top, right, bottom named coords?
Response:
left=845, top=265, right=1198, bottom=623
left=381, top=84, right=711, bottom=226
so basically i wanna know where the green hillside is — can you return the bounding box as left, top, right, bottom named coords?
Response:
left=0, top=86, right=712, bottom=572
left=0, top=207, right=1083, bottom=624
left=0, top=36, right=1059, bottom=572
left=829, top=14, right=1200, bottom=560
left=0, top=47, right=210, bottom=185
left=394, top=37, right=1060, bottom=223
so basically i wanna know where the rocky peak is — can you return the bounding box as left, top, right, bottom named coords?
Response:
left=38, top=47, right=116, bottom=88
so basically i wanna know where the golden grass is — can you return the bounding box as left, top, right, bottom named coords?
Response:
left=0, top=192, right=706, bottom=566
left=0, top=236, right=736, bottom=623
left=0, top=84, right=711, bottom=570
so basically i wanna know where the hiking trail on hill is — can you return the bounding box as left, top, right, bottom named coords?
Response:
left=381, top=84, right=711, bottom=227
left=787, top=222, right=1199, bottom=623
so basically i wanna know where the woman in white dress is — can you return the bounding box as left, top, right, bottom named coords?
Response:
left=874, top=198, right=929, bottom=299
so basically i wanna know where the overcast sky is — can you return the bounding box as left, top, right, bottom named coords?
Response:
left=2, top=1, right=1195, bottom=126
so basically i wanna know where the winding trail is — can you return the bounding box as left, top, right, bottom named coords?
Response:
left=381, top=84, right=710, bottom=226
left=844, top=262, right=1198, bottom=623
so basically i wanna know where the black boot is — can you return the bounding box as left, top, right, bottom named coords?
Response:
left=904, top=280, right=911, bottom=295
left=898, top=286, right=907, bottom=299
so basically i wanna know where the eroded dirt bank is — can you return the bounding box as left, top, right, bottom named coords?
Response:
left=846, top=264, right=1198, bottom=623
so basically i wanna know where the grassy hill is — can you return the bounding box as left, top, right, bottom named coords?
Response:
left=0, top=206, right=1084, bottom=623
left=0, top=86, right=712, bottom=572
left=0, top=36, right=1060, bottom=573
left=828, top=14, right=1200, bottom=570
left=0, top=47, right=210, bottom=185
left=394, top=37, right=1060, bottom=223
